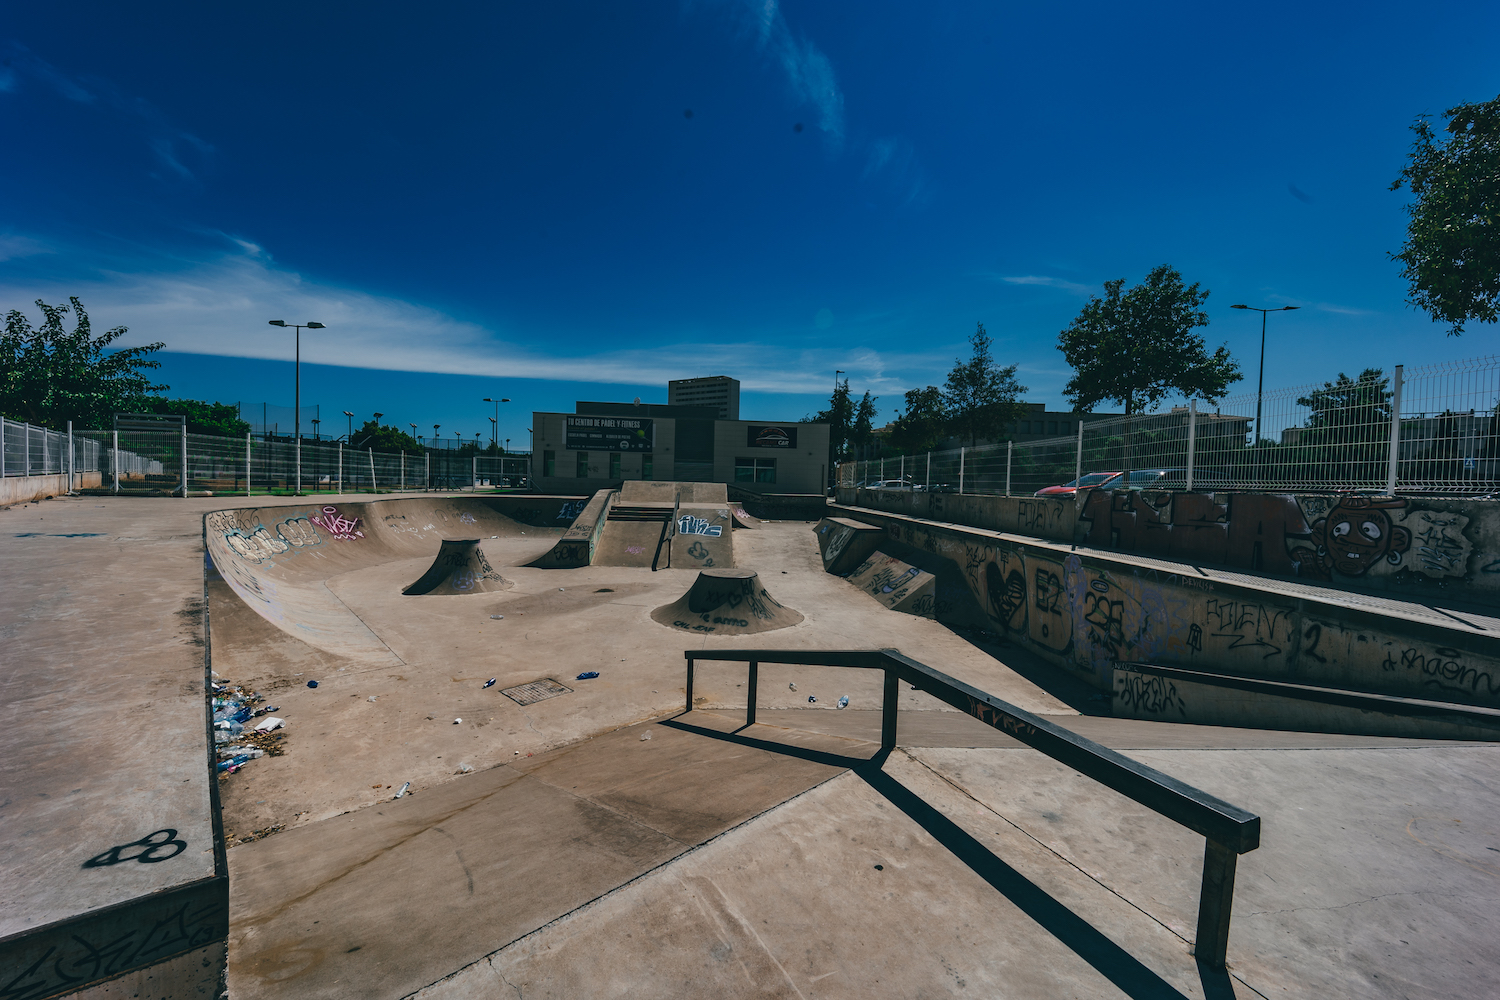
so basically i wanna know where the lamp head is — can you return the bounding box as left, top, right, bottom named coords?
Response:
left=1230, top=304, right=1249, bottom=310
left=306, top=322, right=325, bottom=329
left=1282, top=306, right=1300, bottom=311
left=342, top=410, right=353, bottom=417
left=268, top=319, right=287, bottom=327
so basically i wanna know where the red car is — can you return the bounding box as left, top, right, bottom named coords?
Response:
left=1033, top=472, right=1122, bottom=498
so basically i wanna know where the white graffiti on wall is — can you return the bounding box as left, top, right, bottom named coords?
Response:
left=310, top=506, right=365, bottom=540
left=677, top=515, right=723, bottom=537
left=1396, top=509, right=1473, bottom=577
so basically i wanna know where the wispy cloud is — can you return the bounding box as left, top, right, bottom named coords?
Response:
left=710, top=0, right=846, bottom=147
left=988, top=273, right=1097, bottom=296
left=0, top=238, right=943, bottom=396
left=1267, top=293, right=1375, bottom=317
left=0, top=233, right=54, bottom=262
left=2, top=41, right=212, bottom=180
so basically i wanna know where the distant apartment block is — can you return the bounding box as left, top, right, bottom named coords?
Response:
left=668, top=376, right=740, bottom=421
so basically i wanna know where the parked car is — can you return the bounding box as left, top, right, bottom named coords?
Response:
left=1035, top=468, right=1229, bottom=497
left=863, top=478, right=917, bottom=490
left=1034, top=471, right=1123, bottom=498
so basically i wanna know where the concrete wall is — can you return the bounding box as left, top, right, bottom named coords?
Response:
left=1, top=471, right=102, bottom=505
left=838, top=487, right=1500, bottom=604
left=841, top=508, right=1500, bottom=710
left=711, top=420, right=829, bottom=495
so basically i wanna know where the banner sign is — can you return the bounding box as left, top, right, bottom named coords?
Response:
left=565, top=415, right=654, bottom=452
left=746, top=425, right=797, bottom=449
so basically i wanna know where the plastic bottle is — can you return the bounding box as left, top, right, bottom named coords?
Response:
left=836, top=695, right=850, bottom=710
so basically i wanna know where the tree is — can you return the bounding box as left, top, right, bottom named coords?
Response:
left=1289, top=368, right=1391, bottom=485
left=1390, top=94, right=1500, bottom=336
left=136, top=398, right=252, bottom=436
left=351, top=420, right=424, bottom=453
left=887, top=385, right=947, bottom=454
left=1058, top=265, right=1239, bottom=483
left=851, top=391, right=878, bottom=458
left=2, top=298, right=166, bottom=430
left=811, top=376, right=854, bottom=481
left=943, top=322, right=1028, bottom=447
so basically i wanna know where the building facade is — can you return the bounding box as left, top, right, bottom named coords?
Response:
left=667, top=376, right=740, bottom=420
left=532, top=399, right=828, bottom=494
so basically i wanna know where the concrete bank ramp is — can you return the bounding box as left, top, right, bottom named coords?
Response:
left=846, top=551, right=937, bottom=618
left=814, top=516, right=885, bottom=575
left=402, top=538, right=512, bottom=596
left=651, top=569, right=803, bottom=635
left=526, top=489, right=613, bottom=568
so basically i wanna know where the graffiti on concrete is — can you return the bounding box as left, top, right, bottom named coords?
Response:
left=1115, top=671, right=1187, bottom=716
left=1205, top=599, right=1292, bottom=659
left=1384, top=645, right=1498, bottom=699
left=1080, top=491, right=1482, bottom=584
left=310, top=505, right=364, bottom=540
left=82, top=829, right=187, bottom=868
left=677, top=515, right=724, bottom=537
left=557, top=500, right=587, bottom=521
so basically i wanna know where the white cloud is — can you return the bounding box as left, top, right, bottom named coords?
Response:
left=0, top=243, right=941, bottom=396
left=991, top=274, right=1097, bottom=296
left=0, top=233, right=54, bottom=262
left=713, top=0, right=846, bottom=146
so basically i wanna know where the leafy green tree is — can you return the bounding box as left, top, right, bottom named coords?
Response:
left=811, top=376, right=854, bottom=480
left=887, top=385, right=947, bottom=454
left=350, top=420, right=424, bottom=453
left=2, top=298, right=166, bottom=429
left=135, top=397, right=251, bottom=436
left=943, top=322, right=1028, bottom=447
left=1058, top=265, right=1239, bottom=480
left=1287, top=368, right=1391, bottom=485
left=851, top=391, right=878, bottom=458
left=1390, top=94, right=1500, bottom=336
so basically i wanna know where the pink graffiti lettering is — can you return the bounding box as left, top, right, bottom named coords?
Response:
left=310, top=506, right=365, bottom=540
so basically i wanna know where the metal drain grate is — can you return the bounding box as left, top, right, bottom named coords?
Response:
left=501, top=678, right=574, bottom=706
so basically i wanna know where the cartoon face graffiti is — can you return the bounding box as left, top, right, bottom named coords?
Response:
left=1306, top=498, right=1411, bottom=577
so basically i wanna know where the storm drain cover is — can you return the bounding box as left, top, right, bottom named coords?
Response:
left=502, top=678, right=573, bottom=706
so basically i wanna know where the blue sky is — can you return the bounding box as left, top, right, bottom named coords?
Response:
left=2, top=1, right=1497, bottom=446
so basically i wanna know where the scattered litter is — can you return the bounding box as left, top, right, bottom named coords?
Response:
left=483, top=678, right=497, bottom=688
left=491, top=535, right=497, bottom=538
left=640, top=730, right=652, bottom=741
left=558, top=588, right=565, bottom=591
left=782, top=571, right=787, bottom=574
left=837, top=695, right=850, bottom=710
left=307, top=680, right=319, bottom=688
left=393, top=782, right=411, bottom=799
left=576, top=671, right=600, bottom=680
left=456, top=762, right=474, bottom=773
left=807, top=695, right=817, bottom=704
left=874, top=864, right=884, bottom=871
left=367, top=696, right=378, bottom=703
left=453, top=718, right=462, bottom=724
left=788, top=682, right=797, bottom=691
left=490, top=614, right=504, bottom=620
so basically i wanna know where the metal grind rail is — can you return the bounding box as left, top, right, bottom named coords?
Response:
left=683, top=647, right=1261, bottom=969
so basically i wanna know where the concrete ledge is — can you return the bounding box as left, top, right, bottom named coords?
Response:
left=1, top=472, right=101, bottom=505
left=1114, top=662, right=1500, bottom=741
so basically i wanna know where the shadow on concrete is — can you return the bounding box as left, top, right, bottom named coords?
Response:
left=663, top=715, right=1202, bottom=1000
left=946, top=624, right=1114, bottom=716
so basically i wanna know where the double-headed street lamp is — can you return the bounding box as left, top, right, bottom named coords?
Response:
left=343, top=410, right=354, bottom=442
left=269, top=320, right=325, bottom=495
left=1229, top=304, right=1299, bottom=447
left=483, top=397, right=511, bottom=449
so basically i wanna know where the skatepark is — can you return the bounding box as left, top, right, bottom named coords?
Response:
left=4, top=484, right=1500, bottom=999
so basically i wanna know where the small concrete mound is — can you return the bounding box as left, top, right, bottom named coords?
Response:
left=651, top=568, right=803, bottom=634
left=403, top=539, right=512, bottom=596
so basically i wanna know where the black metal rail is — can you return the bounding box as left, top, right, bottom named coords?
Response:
left=683, top=647, right=1261, bottom=969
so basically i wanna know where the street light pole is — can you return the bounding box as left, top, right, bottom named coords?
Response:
left=1229, top=305, right=1299, bottom=448
left=269, top=319, right=325, bottom=495
left=343, top=410, right=354, bottom=442
left=482, top=397, right=511, bottom=449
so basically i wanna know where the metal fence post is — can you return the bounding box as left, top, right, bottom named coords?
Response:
left=246, top=433, right=252, bottom=497
left=112, top=430, right=120, bottom=494
left=1386, top=364, right=1404, bottom=495
left=881, top=667, right=899, bottom=751
left=368, top=447, right=377, bottom=493
left=26, top=422, right=32, bottom=476
left=337, top=442, right=343, bottom=494
left=1006, top=440, right=1013, bottom=496
left=900, top=454, right=905, bottom=483
left=42, top=423, right=48, bottom=476
left=925, top=451, right=931, bottom=489
left=0, top=418, right=5, bottom=479
left=472, top=454, right=477, bottom=490
left=425, top=451, right=430, bottom=491
left=1195, top=839, right=1239, bottom=969
left=1186, top=400, right=1197, bottom=492
left=67, top=421, right=74, bottom=491
left=401, top=451, right=405, bottom=492
left=1075, top=419, right=1084, bottom=486
left=746, top=660, right=758, bottom=728
left=959, top=447, right=965, bottom=494
left=181, top=422, right=188, bottom=498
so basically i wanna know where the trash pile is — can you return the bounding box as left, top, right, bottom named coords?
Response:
left=213, top=677, right=286, bottom=777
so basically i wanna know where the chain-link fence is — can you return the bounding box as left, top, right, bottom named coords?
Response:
left=839, top=354, right=1500, bottom=497
left=59, top=429, right=533, bottom=495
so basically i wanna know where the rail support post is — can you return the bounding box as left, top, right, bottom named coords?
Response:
left=745, top=660, right=758, bottom=728
left=1195, top=838, right=1238, bottom=969
left=685, top=656, right=695, bottom=714
left=881, top=667, right=899, bottom=751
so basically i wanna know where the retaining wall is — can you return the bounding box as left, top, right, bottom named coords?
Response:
left=1, top=472, right=102, bottom=505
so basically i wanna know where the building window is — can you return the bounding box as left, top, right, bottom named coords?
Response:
left=576, top=451, right=589, bottom=478
left=1020, top=421, right=1031, bottom=434
left=1048, top=420, right=1058, bottom=435
left=735, top=457, right=776, bottom=484
left=642, top=455, right=654, bottom=480
left=609, top=453, right=622, bottom=479
left=543, top=450, right=555, bottom=477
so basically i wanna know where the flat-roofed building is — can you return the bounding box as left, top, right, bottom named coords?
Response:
left=668, top=376, right=740, bottom=420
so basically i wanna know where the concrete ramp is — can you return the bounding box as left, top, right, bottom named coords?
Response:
left=730, top=505, right=761, bottom=529
left=402, top=538, right=512, bottom=596
left=651, top=569, right=803, bottom=634
left=846, top=552, right=937, bottom=618
left=814, top=516, right=885, bottom=576
left=527, top=489, right=613, bottom=568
